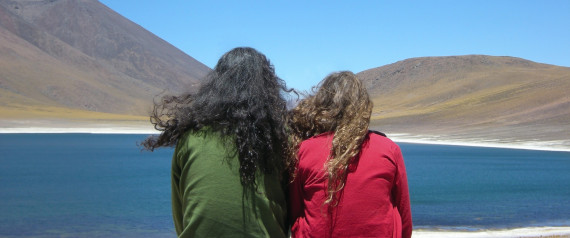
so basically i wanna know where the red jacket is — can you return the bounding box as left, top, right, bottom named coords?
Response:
left=289, top=131, right=412, bottom=238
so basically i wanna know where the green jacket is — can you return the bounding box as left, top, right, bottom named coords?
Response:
left=171, top=129, right=287, bottom=237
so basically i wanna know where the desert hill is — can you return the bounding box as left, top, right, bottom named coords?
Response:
left=0, top=0, right=210, bottom=126
left=358, top=55, right=570, bottom=149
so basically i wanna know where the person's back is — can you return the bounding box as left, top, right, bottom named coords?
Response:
left=289, top=131, right=411, bottom=238
left=287, top=71, right=412, bottom=238
left=142, top=47, right=291, bottom=238
left=172, top=130, right=287, bottom=237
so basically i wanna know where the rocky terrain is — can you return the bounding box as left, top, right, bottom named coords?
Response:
left=0, top=0, right=209, bottom=124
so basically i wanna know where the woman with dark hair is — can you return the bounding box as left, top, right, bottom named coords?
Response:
left=287, top=71, right=412, bottom=238
left=142, top=47, right=290, bottom=237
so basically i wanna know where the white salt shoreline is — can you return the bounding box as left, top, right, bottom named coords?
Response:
left=1, top=128, right=569, bottom=152
left=389, top=133, right=570, bottom=152
left=0, top=127, right=158, bottom=135
left=413, top=226, right=570, bottom=238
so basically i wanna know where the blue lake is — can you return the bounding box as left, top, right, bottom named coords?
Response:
left=0, top=133, right=569, bottom=237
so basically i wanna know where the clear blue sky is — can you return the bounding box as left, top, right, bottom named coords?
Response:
left=99, top=1, right=570, bottom=91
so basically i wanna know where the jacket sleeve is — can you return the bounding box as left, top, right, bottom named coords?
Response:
left=392, top=144, right=413, bottom=238
left=171, top=138, right=187, bottom=236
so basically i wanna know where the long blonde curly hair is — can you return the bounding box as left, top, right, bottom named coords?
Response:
left=288, top=71, right=373, bottom=205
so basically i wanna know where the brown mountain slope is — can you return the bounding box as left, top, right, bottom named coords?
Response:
left=0, top=0, right=210, bottom=123
left=357, top=55, right=570, bottom=148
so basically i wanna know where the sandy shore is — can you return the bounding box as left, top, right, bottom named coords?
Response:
left=413, top=226, right=570, bottom=238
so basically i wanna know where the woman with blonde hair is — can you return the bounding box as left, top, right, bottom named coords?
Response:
left=287, top=71, right=412, bottom=238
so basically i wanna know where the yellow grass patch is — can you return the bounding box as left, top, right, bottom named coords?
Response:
left=0, top=105, right=147, bottom=122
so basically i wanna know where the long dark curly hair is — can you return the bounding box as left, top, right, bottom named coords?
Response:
left=142, top=47, right=291, bottom=187
left=287, top=71, right=373, bottom=205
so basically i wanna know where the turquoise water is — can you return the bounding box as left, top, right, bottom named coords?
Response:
left=0, top=134, right=569, bottom=237
left=0, top=134, right=174, bottom=237
left=401, top=143, right=570, bottom=230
